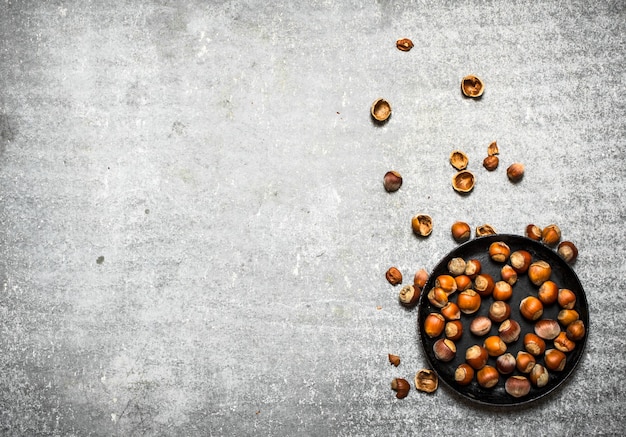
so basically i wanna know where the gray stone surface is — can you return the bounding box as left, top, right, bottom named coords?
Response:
left=0, top=0, right=624, bottom=435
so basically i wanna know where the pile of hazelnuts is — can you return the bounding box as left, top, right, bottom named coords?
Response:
left=422, top=230, right=585, bottom=398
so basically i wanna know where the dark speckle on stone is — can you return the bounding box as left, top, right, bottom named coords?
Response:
left=96, top=256, right=105, bottom=264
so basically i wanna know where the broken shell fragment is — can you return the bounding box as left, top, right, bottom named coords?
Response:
left=412, top=214, right=433, bottom=237
left=450, top=150, right=469, bottom=170
left=487, top=141, right=499, bottom=156
left=414, top=369, right=439, bottom=393
left=461, top=75, right=484, bottom=98
left=452, top=170, right=475, bottom=193
left=476, top=224, right=497, bottom=237
left=396, top=38, right=414, bottom=51
left=371, top=98, right=392, bottom=122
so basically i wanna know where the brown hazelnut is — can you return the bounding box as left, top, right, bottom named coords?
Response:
left=488, top=301, right=511, bottom=323
left=445, top=320, right=464, bottom=341
left=482, top=155, right=499, bottom=171
left=452, top=170, right=475, bottom=193
left=371, top=98, right=391, bottom=122
left=457, top=289, right=481, bottom=314
left=414, top=369, right=438, bottom=393
left=520, top=296, right=544, bottom=321
left=506, top=163, right=524, bottom=182
left=423, top=313, right=446, bottom=338
left=454, top=274, right=472, bottom=291
left=399, top=284, right=420, bottom=307
left=469, top=316, right=492, bottom=337
left=554, top=331, right=576, bottom=353
left=557, top=288, right=576, bottom=309
left=477, top=365, right=499, bottom=388
left=440, top=302, right=461, bottom=321
left=557, top=241, right=578, bottom=264
left=492, top=281, right=513, bottom=301
left=388, top=354, right=401, bottom=367
left=505, top=376, right=531, bottom=398
left=447, top=257, right=467, bottom=276
left=496, top=353, right=517, bottom=375
left=498, top=319, right=521, bottom=344
left=390, top=378, right=410, bottom=399
left=413, top=268, right=430, bottom=290
left=516, top=351, right=536, bottom=373
left=484, top=335, right=507, bottom=357
left=500, top=265, right=518, bottom=285
left=534, top=319, right=561, bottom=340
left=435, top=274, right=457, bottom=295
left=523, top=333, right=546, bottom=356
left=412, top=214, right=433, bottom=237
left=541, top=224, right=561, bottom=246
left=525, top=224, right=543, bottom=241
left=383, top=171, right=403, bottom=192
left=451, top=221, right=471, bottom=243
left=464, top=259, right=482, bottom=278
left=489, top=241, right=511, bottom=263
left=544, top=349, right=567, bottom=372
left=385, top=267, right=402, bottom=285
left=537, top=280, right=559, bottom=305
left=465, top=345, right=489, bottom=370
left=427, top=287, right=449, bottom=308
left=487, top=141, right=499, bottom=156
left=461, top=75, right=485, bottom=98
left=528, top=260, right=552, bottom=286
left=566, top=319, right=585, bottom=341
left=396, top=38, right=414, bottom=51
left=529, top=364, right=550, bottom=388
left=510, top=250, right=532, bottom=274
left=557, top=309, right=580, bottom=327
left=433, top=338, right=456, bottom=362
left=450, top=150, right=469, bottom=170
left=454, top=363, right=475, bottom=386
left=475, top=224, right=496, bottom=237
left=474, top=273, right=495, bottom=297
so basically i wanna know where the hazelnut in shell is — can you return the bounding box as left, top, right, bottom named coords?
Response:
left=557, top=241, right=578, bottom=264
left=528, top=260, right=552, bottom=286
left=399, top=284, right=419, bottom=307
left=520, top=296, right=544, bottom=321
left=454, top=363, right=475, bottom=386
left=457, top=289, right=481, bottom=314
left=383, top=171, right=403, bottom=192
left=423, top=313, right=446, bottom=338
left=469, top=316, right=492, bottom=337
left=496, top=353, right=517, bottom=375
left=544, top=349, right=567, bottom=372
left=505, top=376, right=531, bottom=398
left=433, top=338, right=456, bottom=362
left=451, top=221, right=471, bottom=242
left=477, top=365, right=499, bottom=388
left=541, top=224, right=561, bottom=246
left=465, top=345, right=489, bottom=370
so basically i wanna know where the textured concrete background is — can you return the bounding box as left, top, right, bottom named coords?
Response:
left=0, top=0, right=624, bottom=435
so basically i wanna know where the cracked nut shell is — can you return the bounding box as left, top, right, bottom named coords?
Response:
left=412, top=214, right=433, bottom=237
left=415, top=369, right=439, bottom=393
left=461, top=75, right=485, bottom=98
left=370, top=98, right=391, bottom=122
left=452, top=170, right=475, bottom=193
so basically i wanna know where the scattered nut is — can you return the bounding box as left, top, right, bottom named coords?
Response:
left=507, top=163, right=525, bottom=182
left=451, top=221, right=471, bottom=243
left=461, top=75, right=485, bottom=98
left=452, top=170, right=475, bottom=193
left=413, top=268, right=429, bottom=290
left=385, top=267, right=402, bottom=285
left=388, top=354, right=401, bottom=367
left=414, top=369, right=439, bottom=393
left=411, top=214, right=433, bottom=237
left=541, top=224, right=561, bottom=246
left=383, top=170, right=403, bottom=192
left=396, top=38, right=414, bottom=51
left=371, top=98, right=391, bottom=122
left=450, top=150, right=469, bottom=170
left=557, top=241, right=578, bottom=263
left=398, top=284, right=419, bottom=307
left=483, top=155, right=499, bottom=171
left=525, top=224, right=542, bottom=241
left=391, top=378, right=410, bottom=399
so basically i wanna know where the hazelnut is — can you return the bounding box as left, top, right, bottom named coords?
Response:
left=505, top=376, right=531, bottom=398
left=388, top=354, right=401, bottom=367
left=461, top=75, right=485, bottom=98
left=399, top=284, right=420, bottom=307
left=526, top=224, right=543, bottom=241
left=385, top=267, right=402, bottom=285
left=488, top=301, right=511, bottom=323
left=492, top=281, right=513, bottom=301
left=538, top=280, right=559, bottom=305
left=371, top=98, right=391, bottom=122
left=534, top=319, right=561, bottom=340
left=520, top=296, right=544, bottom=321
left=465, top=345, right=489, bottom=370
left=452, top=170, right=475, bottom=193
left=516, top=351, right=536, bottom=373
left=498, top=319, right=521, bottom=344
left=412, top=214, right=433, bottom=237
left=433, top=338, right=456, bottom=362
left=454, top=363, right=475, bottom=386
left=554, top=331, right=576, bottom=353
left=557, top=288, right=576, bottom=309
left=557, top=309, right=579, bottom=327
left=524, top=333, right=546, bottom=356
left=413, top=268, right=430, bottom=290
left=435, top=274, right=457, bottom=295
left=423, top=313, right=446, bottom=338
left=450, top=150, right=469, bottom=170
left=396, top=38, right=414, bottom=51
left=510, top=250, right=532, bottom=274
left=445, top=320, right=464, bottom=341
left=484, top=335, right=507, bottom=357
left=447, top=257, right=467, bottom=276
left=475, top=224, right=496, bottom=237
left=451, top=221, right=471, bottom=242
left=383, top=171, right=403, bottom=192
left=557, top=241, right=578, bottom=264
left=489, top=241, right=511, bottom=263
left=496, top=353, right=517, bottom=374
left=427, top=287, right=448, bottom=308
left=529, top=364, right=550, bottom=388
left=474, top=273, right=495, bottom=297
left=469, top=316, right=492, bottom=337
left=477, top=365, right=499, bottom=388
left=440, top=302, right=461, bottom=321
left=391, top=378, right=410, bottom=399
left=500, top=265, right=518, bottom=285
left=482, top=155, right=499, bottom=171
left=544, top=349, right=567, bottom=372
left=541, top=224, right=561, bottom=246
left=487, top=141, right=499, bottom=156
left=454, top=274, right=472, bottom=291
left=457, top=289, right=481, bottom=314
left=566, top=319, right=585, bottom=341
left=528, top=260, right=552, bottom=286
left=414, top=369, right=438, bottom=393
left=464, top=259, right=482, bottom=278
left=506, top=163, right=524, bottom=182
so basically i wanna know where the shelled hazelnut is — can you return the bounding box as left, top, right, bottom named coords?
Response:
left=385, top=267, right=402, bottom=285
left=383, top=171, right=403, bottom=192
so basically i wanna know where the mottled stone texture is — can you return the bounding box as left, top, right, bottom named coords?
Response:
left=0, top=0, right=624, bottom=435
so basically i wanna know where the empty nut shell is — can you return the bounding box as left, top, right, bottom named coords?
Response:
left=452, top=170, right=475, bottom=193
left=487, top=141, right=499, bottom=156
left=475, top=224, right=496, bottom=237
left=412, top=214, right=433, bottom=237
left=371, top=98, right=391, bottom=122
left=450, top=150, right=469, bottom=170
left=461, top=75, right=485, bottom=98
left=383, top=171, right=403, bottom=192
left=414, top=369, right=438, bottom=393
left=388, top=354, right=401, bottom=366
left=391, top=378, right=410, bottom=399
